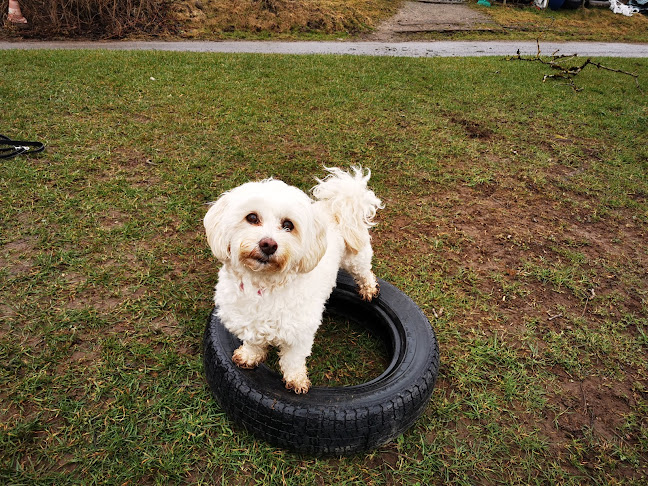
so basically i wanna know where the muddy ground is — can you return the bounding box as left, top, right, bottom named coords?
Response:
left=366, top=1, right=496, bottom=41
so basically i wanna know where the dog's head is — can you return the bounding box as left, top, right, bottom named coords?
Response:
left=204, top=179, right=327, bottom=275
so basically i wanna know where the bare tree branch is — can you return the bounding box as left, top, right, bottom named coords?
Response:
left=507, top=42, right=641, bottom=92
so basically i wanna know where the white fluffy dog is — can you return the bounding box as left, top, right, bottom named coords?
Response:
left=204, top=167, right=383, bottom=394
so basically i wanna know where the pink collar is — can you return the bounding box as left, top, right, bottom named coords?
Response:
left=239, top=282, right=265, bottom=296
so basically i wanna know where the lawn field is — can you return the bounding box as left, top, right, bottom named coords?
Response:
left=1, top=50, right=647, bottom=484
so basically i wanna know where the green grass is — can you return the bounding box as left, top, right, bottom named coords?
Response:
left=265, top=314, right=390, bottom=387
left=1, top=50, right=647, bottom=484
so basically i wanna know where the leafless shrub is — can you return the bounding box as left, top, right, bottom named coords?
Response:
left=14, top=0, right=176, bottom=38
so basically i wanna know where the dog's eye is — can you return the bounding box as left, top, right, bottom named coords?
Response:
left=246, top=213, right=260, bottom=225
left=282, top=220, right=294, bottom=232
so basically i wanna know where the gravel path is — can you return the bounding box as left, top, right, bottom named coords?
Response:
left=1, top=40, right=647, bottom=57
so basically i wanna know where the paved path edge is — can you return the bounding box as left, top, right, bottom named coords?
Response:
left=1, top=40, right=648, bottom=57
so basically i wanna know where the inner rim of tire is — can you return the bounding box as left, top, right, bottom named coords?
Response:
left=218, top=274, right=413, bottom=394
left=264, top=310, right=391, bottom=387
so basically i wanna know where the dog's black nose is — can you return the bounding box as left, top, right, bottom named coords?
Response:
left=259, top=238, right=278, bottom=256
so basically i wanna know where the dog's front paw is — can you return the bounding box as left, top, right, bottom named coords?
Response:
left=232, top=344, right=267, bottom=369
left=358, top=281, right=379, bottom=301
left=355, top=272, right=380, bottom=301
left=283, top=373, right=311, bottom=394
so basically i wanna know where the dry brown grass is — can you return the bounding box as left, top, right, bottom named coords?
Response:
left=174, top=0, right=399, bottom=37
left=479, top=3, right=648, bottom=42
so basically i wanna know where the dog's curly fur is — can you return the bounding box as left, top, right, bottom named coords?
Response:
left=204, top=167, right=383, bottom=394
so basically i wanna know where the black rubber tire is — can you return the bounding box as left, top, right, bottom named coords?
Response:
left=203, top=270, right=440, bottom=456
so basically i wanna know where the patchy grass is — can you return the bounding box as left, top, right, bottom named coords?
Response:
left=266, top=314, right=390, bottom=387
left=479, top=2, right=648, bottom=43
left=1, top=49, right=647, bottom=484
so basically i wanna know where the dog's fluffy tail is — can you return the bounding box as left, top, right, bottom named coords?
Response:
left=312, top=167, right=383, bottom=253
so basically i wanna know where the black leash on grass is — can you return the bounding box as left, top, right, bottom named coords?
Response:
left=0, top=134, right=45, bottom=159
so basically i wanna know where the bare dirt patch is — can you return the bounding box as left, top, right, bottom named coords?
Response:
left=0, top=236, right=38, bottom=277
left=373, top=156, right=648, bottom=475
left=366, top=1, right=497, bottom=41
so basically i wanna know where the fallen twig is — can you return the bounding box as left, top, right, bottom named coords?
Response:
left=507, top=41, right=641, bottom=92
left=581, top=288, right=596, bottom=317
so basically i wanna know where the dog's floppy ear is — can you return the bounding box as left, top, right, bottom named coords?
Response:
left=296, top=207, right=327, bottom=274
left=204, top=193, right=232, bottom=263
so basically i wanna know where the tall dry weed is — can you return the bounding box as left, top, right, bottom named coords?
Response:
left=12, top=0, right=176, bottom=38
